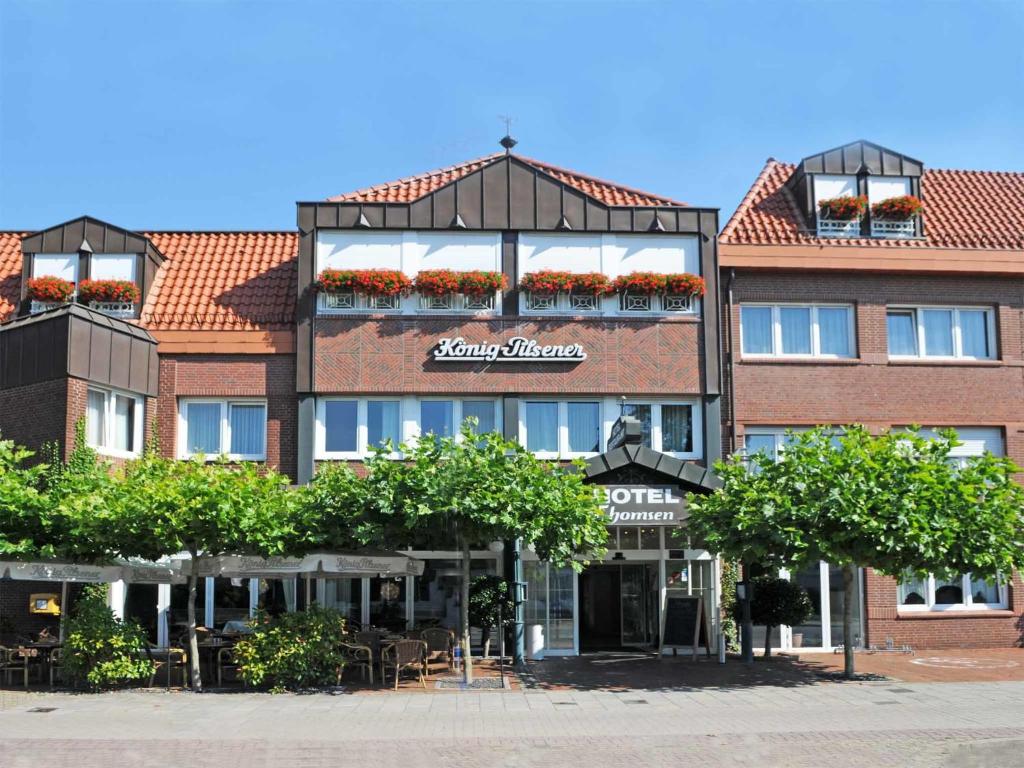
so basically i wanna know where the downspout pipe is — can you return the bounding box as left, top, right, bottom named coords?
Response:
left=726, top=268, right=738, bottom=454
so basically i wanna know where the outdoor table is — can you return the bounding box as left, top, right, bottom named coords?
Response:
left=197, top=638, right=235, bottom=685
left=16, top=643, right=60, bottom=685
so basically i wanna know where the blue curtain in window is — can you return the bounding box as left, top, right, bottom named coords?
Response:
left=462, top=400, right=496, bottom=434
left=661, top=405, right=692, bottom=453
left=567, top=402, right=600, bottom=452
left=186, top=403, right=221, bottom=455
left=741, top=307, right=773, bottom=354
left=421, top=401, right=454, bottom=438
left=525, top=402, right=558, bottom=452
left=922, top=309, right=954, bottom=356
left=324, top=401, right=358, bottom=453
left=959, top=310, right=989, bottom=358
left=367, top=401, right=401, bottom=449
left=229, top=404, right=266, bottom=456
left=817, top=307, right=851, bottom=356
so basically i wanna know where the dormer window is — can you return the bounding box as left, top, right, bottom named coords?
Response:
left=81, top=254, right=140, bottom=318
left=29, top=254, right=79, bottom=312
left=867, top=177, right=917, bottom=238
left=813, top=175, right=861, bottom=237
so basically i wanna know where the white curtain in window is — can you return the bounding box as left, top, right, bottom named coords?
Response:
left=886, top=312, right=917, bottom=356
left=817, top=307, right=851, bottom=356
left=462, top=400, right=496, bottom=434
left=740, top=307, right=773, bottom=354
left=969, top=577, right=999, bottom=605
left=959, top=310, right=989, bottom=358
left=90, top=254, right=136, bottom=282
left=922, top=309, right=954, bottom=356
left=186, top=403, right=221, bottom=455
left=112, top=395, right=135, bottom=452
left=897, top=574, right=927, bottom=606
left=367, top=401, right=401, bottom=448
left=229, top=404, right=266, bottom=456
left=525, top=402, right=558, bottom=452
left=567, top=402, right=600, bottom=453
left=324, top=401, right=358, bottom=453
left=87, top=390, right=106, bottom=447
left=33, top=254, right=78, bottom=282
left=780, top=307, right=811, bottom=354
left=282, top=578, right=297, bottom=613
left=662, top=405, right=692, bottom=453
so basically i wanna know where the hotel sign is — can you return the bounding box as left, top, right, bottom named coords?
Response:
left=600, top=485, right=687, bottom=526
left=433, top=336, right=586, bottom=363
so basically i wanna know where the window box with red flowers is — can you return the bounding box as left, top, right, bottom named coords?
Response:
left=315, top=269, right=411, bottom=312
left=817, top=195, right=868, bottom=238
left=613, top=272, right=703, bottom=313
left=78, top=279, right=141, bottom=318
left=567, top=272, right=613, bottom=312
left=519, top=270, right=585, bottom=312
left=412, top=270, right=505, bottom=312
left=870, top=195, right=922, bottom=239
left=458, top=271, right=506, bottom=311
left=26, top=276, right=75, bottom=313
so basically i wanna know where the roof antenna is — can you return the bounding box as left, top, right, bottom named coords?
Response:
left=498, top=114, right=517, bottom=153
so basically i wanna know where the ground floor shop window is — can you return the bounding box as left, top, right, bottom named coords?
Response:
left=898, top=572, right=1006, bottom=611
left=123, top=583, right=159, bottom=643
left=320, top=578, right=363, bottom=627
left=412, top=558, right=497, bottom=631
left=257, top=578, right=298, bottom=617
left=524, top=561, right=576, bottom=653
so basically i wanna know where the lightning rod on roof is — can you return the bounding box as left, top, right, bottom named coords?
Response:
left=498, top=114, right=517, bottom=153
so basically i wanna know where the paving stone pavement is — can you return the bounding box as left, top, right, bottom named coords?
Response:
left=2, top=681, right=1023, bottom=767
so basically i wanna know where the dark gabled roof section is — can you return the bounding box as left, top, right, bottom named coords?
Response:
left=583, top=443, right=722, bottom=493
left=20, top=215, right=166, bottom=265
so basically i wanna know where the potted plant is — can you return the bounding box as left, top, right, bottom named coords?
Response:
left=738, top=576, right=813, bottom=658
left=569, top=272, right=613, bottom=296
left=413, top=269, right=462, bottom=297
left=315, top=268, right=411, bottom=309
left=78, top=279, right=141, bottom=305
left=612, top=271, right=668, bottom=295
left=468, top=575, right=514, bottom=659
left=519, top=270, right=575, bottom=311
left=26, top=276, right=75, bottom=304
left=817, top=195, right=868, bottom=221
left=871, top=194, right=923, bottom=221
left=664, top=273, right=707, bottom=298
left=458, top=270, right=507, bottom=296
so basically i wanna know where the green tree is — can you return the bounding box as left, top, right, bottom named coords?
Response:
left=0, top=439, right=51, bottom=557
left=303, top=424, right=608, bottom=683
left=688, top=425, right=1024, bottom=677
left=743, top=576, right=812, bottom=658
left=104, top=454, right=297, bottom=691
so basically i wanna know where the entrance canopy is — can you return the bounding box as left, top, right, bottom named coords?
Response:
left=0, top=558, right=187, bottom=584
left=188, top=550, right=425, bottom=579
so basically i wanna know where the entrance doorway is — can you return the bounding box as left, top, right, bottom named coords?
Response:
left=579, top=563, right=658, bottom=651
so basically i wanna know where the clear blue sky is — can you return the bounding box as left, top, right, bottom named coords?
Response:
left=1, top=0, right=1022, bottom=231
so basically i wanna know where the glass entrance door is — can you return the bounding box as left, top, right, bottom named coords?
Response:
left=620, top=564, right=648, bottom=646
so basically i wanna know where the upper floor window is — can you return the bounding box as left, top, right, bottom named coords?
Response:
left=90, top=254, right=136, bottom=282
left=178, top=399, right=267, bottom=461
left=86, top=386, right=142, bottom=457
left=33, top=253, right=79, bottom=283
left=741, top=304, right=854, bottom=358
left=886, top=306, right=995, bottom=360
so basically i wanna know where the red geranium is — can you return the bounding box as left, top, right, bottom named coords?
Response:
left=413, top=269, right=462, bottom=297
left=519, top=271, right=575, bottom=294
left=818, top=195, right=868, bottom=221
left=613, top=272, right=667, bottom=295
left=664, top=273, right=706, bottom=297
left=26, top=276, right=75, bottom=303
left=871, top=195, right=923, bottom=221
left=315, top=269, right=411, bottom=297
left=570, top=272, right=614, bottom=296
left=78, top=279, right=140, bottom=304
left=459, top=271, right=507, bottom=296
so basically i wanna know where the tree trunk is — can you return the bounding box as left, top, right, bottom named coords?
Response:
left=764, top=625, right=773, bottom=658
left=481, top=627, right=491, bottom=659
left=842, top=563, right=856, bottom=679
left=461, top=537, right=473, bottom=685
left=186, top=561, right=202, bottom=692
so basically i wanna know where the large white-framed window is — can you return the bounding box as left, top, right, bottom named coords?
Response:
left=32, top=253, right=79, bottom=283
left=178, top=399, right=267, bottom=461
left=897, top=573, right=1007, bottom=612
left=90, top=254, right=137, bottom=281
left=886, top=306, right=996, bottom=360
left=519, top=398, right=700, bottom=460
left=740, top=304, right=855, bottom=358
left=86, top=386, right=143, bottom=457
left=315, top=397, right=501, bottom=459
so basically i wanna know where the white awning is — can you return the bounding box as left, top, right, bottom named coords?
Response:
left=190, top=551, right=424, bottom=579
left=0, top=560, right=123, bottom=583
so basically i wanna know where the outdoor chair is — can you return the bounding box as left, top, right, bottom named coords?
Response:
left=48, top=647, right=63, bottom=689
left=381, top=639, right=427, bottom=690
left=216, top=647, right=239, bottom=687
left=340, top=642, right=374, bottom=686
left=420, top=628, right=455, bottom=675
left=0, top=646, right=30, bottom=689
left=146, top=646, right=189, bottom=689
left=355, top=630, right=384, bottom=654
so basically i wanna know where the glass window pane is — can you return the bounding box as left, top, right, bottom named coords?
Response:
left=33, top=254, right=78, bottom=282
left=90, top=254, right=136, bottom=281
left=525, top=402, right=558, bottom=452
left=639, top=527, right=660, bottom=549
left=662, top=405, right=692, bottom=453
left=548, top=566, right=575, bottom=649
left=898, top=574, right=928, bottom=606
left=420, top=401, right=454, bottom=438
left=887, top=311, right=918, bottom=356
left=745, top=434, right=777, bottom=461
left=741, top=306, right=773, bottom=354
left=780, top=307, right=812, bottom=354
left=367, top=400, right=401, bottom=449
left=462, top=400, right=496, bottom=434
left=622, top=404, right=652, bottom=448
left=112, top=394, right=135, bottom=452
left=959, top=310, right=990, bottom=358
left=934, top=576, right=963, bottom=605
left=229, top=404, right=266, bottom=457
left=818, top=307, right=851, bottom=356
left=567, top=402, right=601, bottom=453
left=969, top=576, right=1000, bottom=605
left=87, top=390, right=106, bottom=447
left=324, top=400, right=357, bottom=453
left=185, top=402, right=221, bottom=455
left=922, top=309, right=954, bottom=356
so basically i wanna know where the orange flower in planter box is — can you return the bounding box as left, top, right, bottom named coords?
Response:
left=871, top=195, right=923, bottom=221
left=518, top=271, right=575, bottom=295
left=570, top=272, right=614, bottom=296
left=664, top=273, right=706, bottom=298
left=26, top=276, right=75, bottom=303
left=315, top=269, right=411, bottom=296
left=612, top=272, right=668, bottom=295
left=818, top=195, right=868, bottom=221
left=413, top=269, right=462, bottom=297
left=458, top=271, right=507, bottom=296
left=78, top=279, right=140, bottom=304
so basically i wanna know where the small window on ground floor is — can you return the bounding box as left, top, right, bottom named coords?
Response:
left=898, top=572, right=1007, bottom=611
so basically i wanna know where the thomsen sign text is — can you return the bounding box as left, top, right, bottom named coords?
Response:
left=600, top=484, right=687, bottom=526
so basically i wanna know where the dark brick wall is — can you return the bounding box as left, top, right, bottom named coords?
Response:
left=0, top=377, right=71, bottom=460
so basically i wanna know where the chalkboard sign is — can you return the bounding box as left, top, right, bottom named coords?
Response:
left=660, top=595, right=711, bottom=658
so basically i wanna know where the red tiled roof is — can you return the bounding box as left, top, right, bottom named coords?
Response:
left=720, top=160, right=1024, bottom=250
left=329, top=152, right=686, bottom=208
left=0, top=233, right=27, bottom=322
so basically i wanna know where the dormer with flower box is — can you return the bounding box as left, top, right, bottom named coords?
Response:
left=785, top=141, right=925, bottom=240
left=19, top=216, right=164, bottom=319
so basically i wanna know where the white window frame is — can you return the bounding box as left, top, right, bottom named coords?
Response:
left=886, top=305, right=996, bottom=361
left=897, top=573, right=1008, bottom=613
left=518, top=398, right=702, bottom=460
left=740, top=303, right=856, bottom=359
left=177, top=399, right=268, bottom=461
left=86, top=386, right=143, bottom=458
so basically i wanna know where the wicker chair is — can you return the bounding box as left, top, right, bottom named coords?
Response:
left=146, top=646, right=189, bottom=688
left=380, top=640, right=427, bottom=690
left=0, top=646, right=30, bottom=689
left=420, top=628, right=455, bottom=675
left=340, top=642, right=374, bottom=686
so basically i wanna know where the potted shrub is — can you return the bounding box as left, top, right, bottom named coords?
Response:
left=871, top=194, right=923, bottom=221
left=78, top=279, right=140, bottom=305
left=26, top=276, right=75, bottom=304
left=739, top=576, right=814, bottom=658
left=468, top=575, right=515, bottom=659
left=817, top=195, right=867, bottom=221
